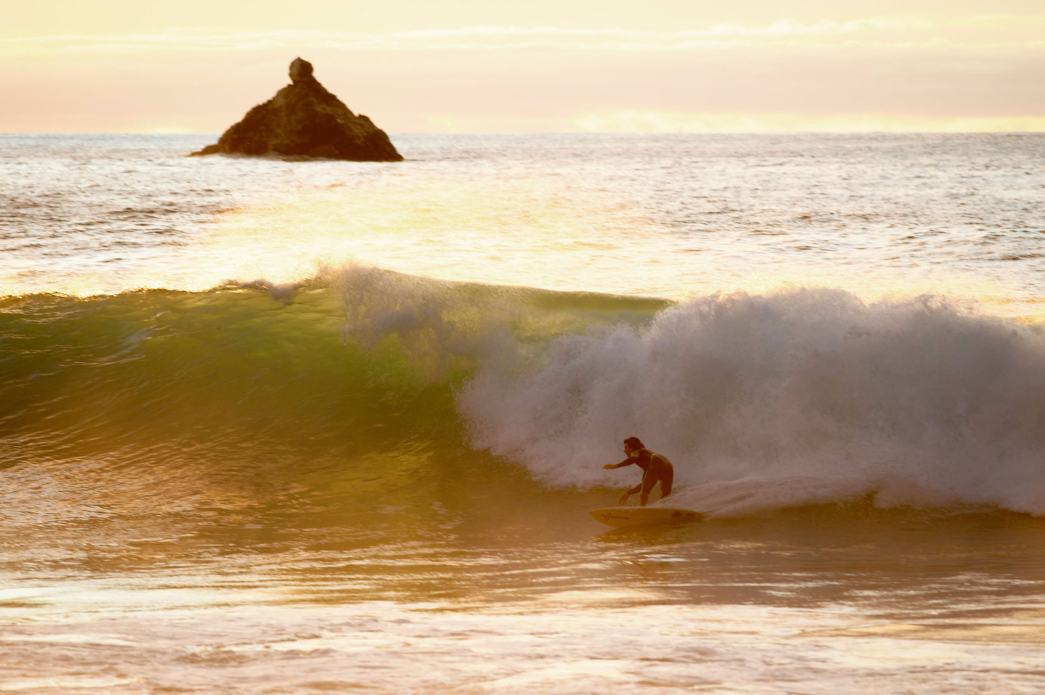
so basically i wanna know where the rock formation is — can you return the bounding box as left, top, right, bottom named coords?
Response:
left=191, top=58, right=402, bottom=161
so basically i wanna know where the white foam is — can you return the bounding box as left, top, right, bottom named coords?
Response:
left=458, top=288, right=1045, bottom=515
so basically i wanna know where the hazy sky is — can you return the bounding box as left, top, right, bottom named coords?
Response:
left=2, top=0, right=1043, bottom=133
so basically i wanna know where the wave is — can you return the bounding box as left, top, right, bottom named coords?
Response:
left=0, top=268, right=662, bottom=522
left=2, top=267, right=1044, bottom=518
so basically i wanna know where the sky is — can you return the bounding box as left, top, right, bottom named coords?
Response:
left=2, top=0, right=1043, bottom=133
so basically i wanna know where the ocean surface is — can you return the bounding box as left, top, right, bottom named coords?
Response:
left=2, top=133, right=1045, bottom=693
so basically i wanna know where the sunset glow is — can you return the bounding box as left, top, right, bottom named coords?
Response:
left=3, top=1, right=1042, bottom=133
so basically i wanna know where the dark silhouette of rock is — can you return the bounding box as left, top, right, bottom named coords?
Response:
left=191, top=58, right=402, bottom=161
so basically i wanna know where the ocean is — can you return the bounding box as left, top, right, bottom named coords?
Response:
left=1, top=133, right=1045, bottom=693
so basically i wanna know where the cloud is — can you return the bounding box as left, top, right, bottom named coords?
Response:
left=2, top=14, right=1041, bottom=134
left=2, top=15, right=1044, bottom=56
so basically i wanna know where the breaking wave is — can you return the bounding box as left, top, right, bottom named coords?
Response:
left=457, top=286, right=1045, bottom=516
left=2, top=266, right=1044, bottom=519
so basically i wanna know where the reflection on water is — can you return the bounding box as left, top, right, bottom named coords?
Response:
left=5, top=488, right=1045, bottom=611
left=3, top=502, right=1045, bottom=693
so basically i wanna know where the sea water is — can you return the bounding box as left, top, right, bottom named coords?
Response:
left=1, top=133, right=1045, bottom=693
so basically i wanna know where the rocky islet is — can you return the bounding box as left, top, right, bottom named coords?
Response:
left=191, top=58, right=402, bottom=161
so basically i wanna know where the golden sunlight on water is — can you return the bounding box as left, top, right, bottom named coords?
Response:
left=189, top=182, right=1036, bottom=320
left=3, top=499, right=1045, bottom=693
left=16, top=173, right=1019, bottom=320
left=3, top=133, right=1043, bottom=321
left=187, top=176, right=667, bottom=295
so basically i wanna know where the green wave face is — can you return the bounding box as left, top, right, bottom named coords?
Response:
left=0, top=273, right=665, bottom=541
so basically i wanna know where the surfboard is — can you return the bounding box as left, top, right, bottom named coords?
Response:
left=589, top=507, right=702, bottom=529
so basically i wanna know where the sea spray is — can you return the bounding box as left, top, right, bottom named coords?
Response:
left=334, top=265, right=666, bottom=381
left=458, top=288, right=1045, bottom=515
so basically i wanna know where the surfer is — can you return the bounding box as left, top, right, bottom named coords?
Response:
left=603, top=437, right=674, bottom=506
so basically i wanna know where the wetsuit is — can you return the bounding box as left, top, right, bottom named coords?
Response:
left=621, top=448, right=674, bottom=505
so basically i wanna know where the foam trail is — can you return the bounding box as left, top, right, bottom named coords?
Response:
left=459, top=288, right=1045, bottom=515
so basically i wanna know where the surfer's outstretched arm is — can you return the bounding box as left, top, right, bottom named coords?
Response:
left=603, top=458, right=637, bottom=470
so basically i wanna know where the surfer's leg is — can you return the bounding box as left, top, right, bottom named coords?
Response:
left=639, top=473, right=657, bottom=506
left=660, top=466, right=674, bottom=499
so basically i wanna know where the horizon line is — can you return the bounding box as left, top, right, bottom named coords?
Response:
left=3, top=130, right=1043, bottom=136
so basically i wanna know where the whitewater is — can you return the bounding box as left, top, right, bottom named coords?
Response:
left=2, top=133, right=1045, bottom=694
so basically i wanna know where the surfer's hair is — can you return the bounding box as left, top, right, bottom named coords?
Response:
left=623, top=437, right=644, bottom=450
